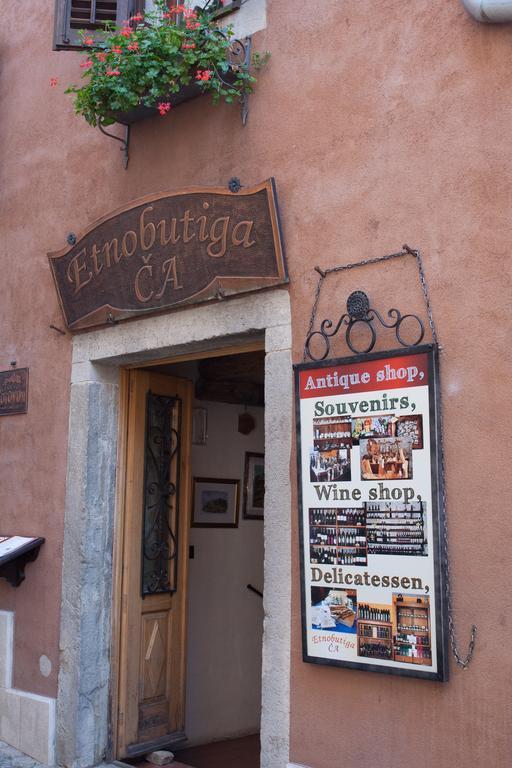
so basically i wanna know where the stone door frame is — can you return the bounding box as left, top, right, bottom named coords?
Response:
left=56, top=289, right=292, bottom=768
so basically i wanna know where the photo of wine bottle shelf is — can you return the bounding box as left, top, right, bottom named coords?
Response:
left=311, top=588, right=432, bottom=666
left=309, top=502, right=427, bottom=565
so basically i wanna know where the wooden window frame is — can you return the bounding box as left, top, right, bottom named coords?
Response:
left=53, top=0, right=139, bottom=51
left=191, top=1, right=242, bottom=21
left=53, top=0, right=242, bottom=51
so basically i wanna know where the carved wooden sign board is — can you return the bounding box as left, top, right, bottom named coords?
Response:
left=48, top=179, right=287, bottom=330
left=0, top=368, right=29, bottom=416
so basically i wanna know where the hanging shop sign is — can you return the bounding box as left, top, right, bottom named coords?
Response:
left=0, top=368, right=29, bottom=416
left=48, top=179, right=287, bottom=330
left=295, top=345, right=448, bottom=681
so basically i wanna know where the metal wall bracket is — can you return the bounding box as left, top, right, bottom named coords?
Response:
left=0, top=537, right=45, bottom=587
left=303, top=245, right=438, bottom=361
left=98, top=123, right=130, bottom=169
left=305, top=289, right=425, bottom=361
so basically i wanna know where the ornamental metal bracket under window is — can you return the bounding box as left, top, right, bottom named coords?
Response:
left=305, top=289, right=425, bottom=362
left=141, top=391, right=182, bottom=597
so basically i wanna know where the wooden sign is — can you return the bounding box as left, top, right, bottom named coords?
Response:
left=48, top=179, right=287, bottom=330
left=0, top=368, right=29, bottom=416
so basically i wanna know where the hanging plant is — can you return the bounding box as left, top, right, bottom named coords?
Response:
left=65, top=1, right=268, bottom=128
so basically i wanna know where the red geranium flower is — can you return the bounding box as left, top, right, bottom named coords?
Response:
left=120, top=26, right=132, bottom=38
left=128, top=41, right=139, bottom=51
left=195, top=69, right=213, bottom=82
left=158, top=101, right=171, bottom=115
left=83, top=36, right=94, bottom=46
left=80, top=59, right=93, bottom=69
left=111, top=45, right=123, bottom=54
left=130, top=12, right=144, bottom=22
left=97, top=52, right=107, bottom=62
left=182, top=42, right=196, bottom=49
left=106, top=68, right=121, bottom=76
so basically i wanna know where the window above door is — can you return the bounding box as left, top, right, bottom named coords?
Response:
left=53, top=0, right=241, bottom=50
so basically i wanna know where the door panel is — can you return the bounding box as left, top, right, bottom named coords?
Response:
left=117, top=370, right=192, bottom=758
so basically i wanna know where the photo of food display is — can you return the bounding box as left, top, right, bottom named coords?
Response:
left=311, top=587, right=357, bottom=634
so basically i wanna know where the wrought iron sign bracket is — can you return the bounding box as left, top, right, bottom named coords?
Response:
left=303, top=244, right=439, bottom=361
left=0, top=538, right=45, bottom=587
left=302, top=245, right=478, bottom=670
left=305, top=289, right=426, bottom=362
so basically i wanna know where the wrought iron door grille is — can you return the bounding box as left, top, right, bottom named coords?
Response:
left=141, top=391, right=182, bottom=597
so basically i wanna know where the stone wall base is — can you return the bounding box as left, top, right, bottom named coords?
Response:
left=0, top=611, right=55, bottom=765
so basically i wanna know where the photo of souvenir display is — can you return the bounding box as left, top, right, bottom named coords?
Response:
left=311, top=587, right=357, bottom=634
left=395, top=415, right=424, bottom=450
left=360, top=437, right=413, bottom=480
left=351, top=415, right=394, bottom=444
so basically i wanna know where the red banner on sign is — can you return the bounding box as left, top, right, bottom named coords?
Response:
left=299, top=353, right=429, bottom=399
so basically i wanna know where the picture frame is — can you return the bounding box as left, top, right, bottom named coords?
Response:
left=192, top=477, right=239, bottom=528
left=243, top=452, right=265, bottom=520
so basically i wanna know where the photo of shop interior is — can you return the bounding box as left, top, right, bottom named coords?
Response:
left=360, top=437, right=413, bottom=480
left=310, top=417, right=352, bottom=482
left=311, top=587, right=357, bottom=634
left=357, top=601, right=393, bottom=660
left=392, top=594, right=432, bottom=665
left=365, top=501, right=427, bottom=557
left=356, top=595, right=432, bottom=665
left=309, top=507, right=367, bottom=567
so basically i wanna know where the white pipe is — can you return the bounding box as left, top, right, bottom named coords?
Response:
left=461, top=0, right=512, bottom=22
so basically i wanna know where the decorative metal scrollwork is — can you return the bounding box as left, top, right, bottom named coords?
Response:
left=305, top=290, right=425, bottom=361
left=141, top=391, right=181, bottom=596
left=209, top=31, right=252, bottom=124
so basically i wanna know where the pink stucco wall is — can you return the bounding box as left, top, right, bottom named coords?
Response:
left=1, top=0, right=511, bottom=765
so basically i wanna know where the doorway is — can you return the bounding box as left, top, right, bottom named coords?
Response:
left=115, top=348, right=265, bottom=767
left=56, top=288, right=292, bottom=768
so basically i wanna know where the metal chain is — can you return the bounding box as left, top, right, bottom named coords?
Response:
left=303, top=245, right=477, bottom=669
left=302, top=272, right=325, bottom=360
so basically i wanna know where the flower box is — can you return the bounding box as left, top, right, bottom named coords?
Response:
left=111, top=69, right=237, bottom=125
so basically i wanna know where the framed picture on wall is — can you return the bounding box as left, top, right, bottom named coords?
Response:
left=192, top=477, right=239, bottom=528
left=243, top=452, right=265, bottom=520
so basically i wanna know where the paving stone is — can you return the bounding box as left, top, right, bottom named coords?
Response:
left=0, top=740, right=45, bottom=768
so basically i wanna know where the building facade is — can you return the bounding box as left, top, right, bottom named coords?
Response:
left=0, top=1, right=511, bottom=767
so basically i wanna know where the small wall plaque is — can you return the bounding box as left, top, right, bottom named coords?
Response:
left=0, top=368, right=29, bottom=416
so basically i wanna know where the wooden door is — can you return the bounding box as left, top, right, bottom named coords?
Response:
left=116, top=370, right=192, bottom=759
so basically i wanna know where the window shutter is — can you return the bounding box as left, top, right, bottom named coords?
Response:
left=54, top=0, right=139, bottom=49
